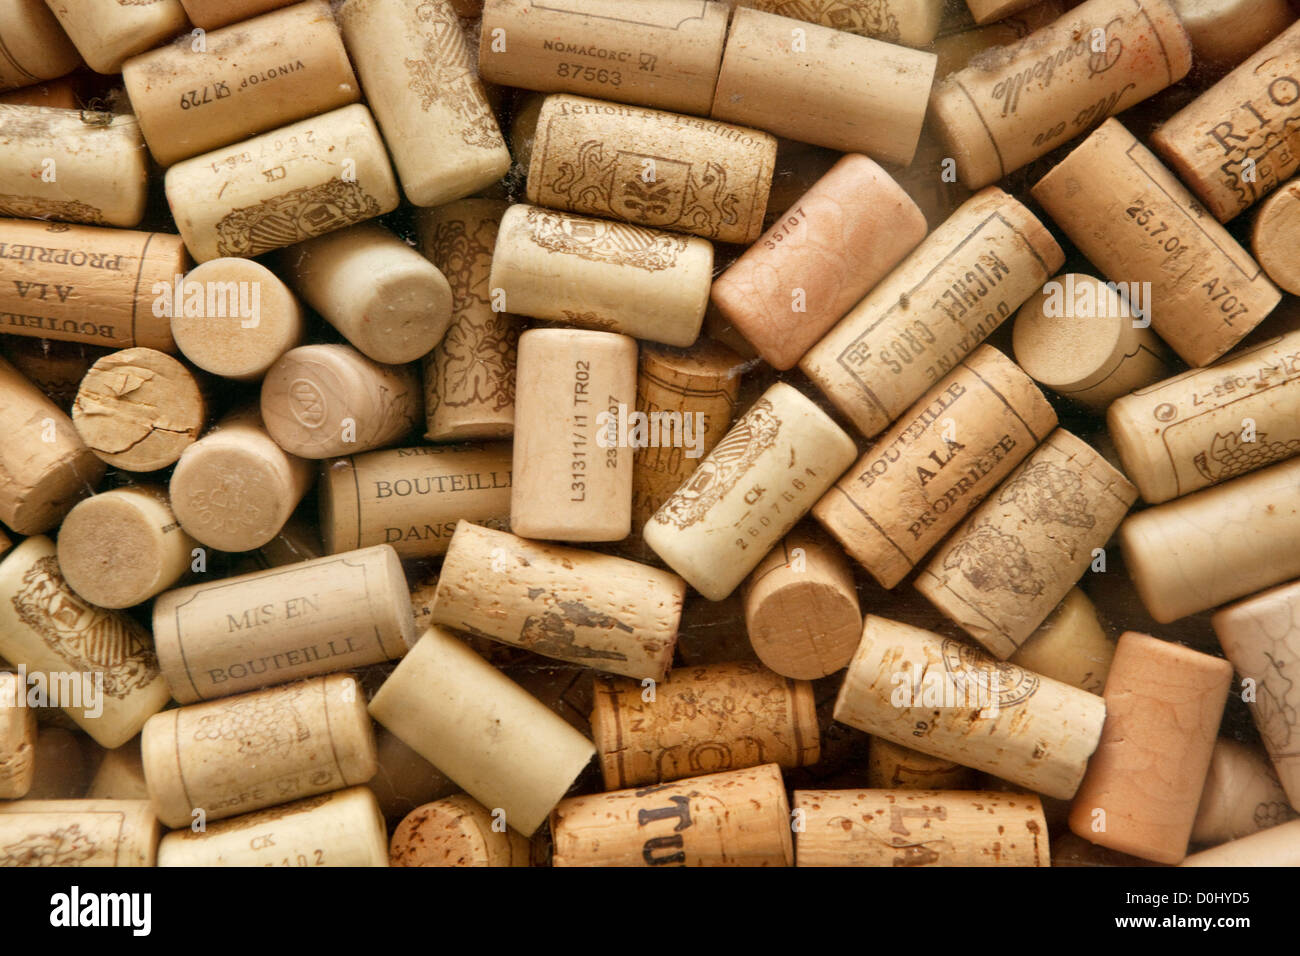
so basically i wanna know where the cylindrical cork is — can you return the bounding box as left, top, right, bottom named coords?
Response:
left=0, top=353, right=103, bottom=534
left=72, top=347, right=206, bottom=472
left=282, top=223, right=453, bottom=365
left=1012, top=274, right=1178, bottom=411
left=0, top=799, right=158, bottom=866
left=152, top=544, right=414, bottom=704
left=0, top=76, right=81, bottom=109
left=56, top=484, right=196, bottom=609
left=320, top=442, right=512, bottom=558
left=742, top=525, right=862, bottom=680
left=158, top=786, right=388, bottom=866
left=1032, top=119, right=1281, bottom=367
left=591, top=661, right=819, bottom=789
left=337, top=0, right=510, bottom=207
left=866, top=738, right=978, bottom=791
left=915, top=429, right=1137, bottom=659
left=431, top=522, right=685, bottom=681
left=645, top=382, right=858, bottom=602
left=1008, top=588, right=1114, bottom=695
left=711, top=154, right=927, bottom=370
left=1192, top=738, right=1296, bottom=846
left=45, top=0, right=189, bottom=74
left=0, top=219, right=187, bottom=352
left=0, top=0, right=82, bottom=92
left=0, top=105, right=147, bottom=227
left=369, top=627, right=596, bottom=837
left=390, top=795, right=530, bottom=867
left=963, top=0, right=1043, bottom=22
left=813, top=345, right=1057, bottom=590
left=1108, top=330, right=1300, bottom=504
left=0, top=536, right=171, bottom=748
left=833, top=615, right=1107, bottom=800
left=800, top=188, right=1063, bottom=438
left=164, top=104, right=400, bottom=263
left=178, top=0, right=297, bottom=29
left=489, top=204, right=712, bottom=348
left=416, top=199, right=519, bottom=442
left=87, top=738, right=148, bottom=800
left=1121, top=456, right=1300, bottom=622
left=931, top=1, right=1067, bottom=78
left=552, top=763, right=792, bottom=867
left=930, top=0, right=1191, bottom=190
left=142, top=673, right=377, bottom=829
left=0, top=671, right=37, bottom=799
left=1172, top=0, right=1295, bottom=69
left=1068, top=631, right=1232, bottom=864
left=1252, top=178, right=1300, bottom=295
left=731, top=0, right=945, bottom=46
left=711, top=7, right=936, bottom=165
left=1150, top=21, right=1300, bottom=222
left=122, top=1, right=359, bottom=167
left=794, top=789, right=1049, bottom=866
left=525, top=94, right=776, bottom=245
left=1182, top=818, right=1300, bottom=866
left=511, top=329, right=636, bottom=542
left=259, top=344, right=421, bottom=459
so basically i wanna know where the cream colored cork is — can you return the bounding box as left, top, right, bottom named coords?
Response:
left=1008, top=588, right=1115, bottom=696
left=0, top=0, right=82, bottom=92
left=1181, top=818, right=1300, bottom=866
left=730, top=0, right=945, bottom=46
left=86, top=738, right=148, bottom=800
left=0, top=76, right=81, bottom=108
left=1252, top=178, right=1300, bottom=295
left=46, top=0, right=189, bottom=74
left=0, top=672, right=37, bottom=799
left=178, top=0, right=296, bottom=29
left=1192, top=738, right=1296, bottom=846
left=931, top=1, right=1067, bottom=78
left=963, top=0, right=1042, bottom=23
left=866, top=738, right=977, bottom=791
left=390, top=795, right=530, bottom=867
left=0, top=799, right=158, bottom=866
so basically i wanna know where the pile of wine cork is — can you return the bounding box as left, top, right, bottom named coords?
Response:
left=1, top=0, right=1299, bottom=870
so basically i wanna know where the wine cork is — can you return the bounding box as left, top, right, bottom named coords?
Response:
left=833, top=615, right=1107, bottom=800
left=0, top=353, right=103, bottom=534
left=0, top=671, right=37, bottom=799
left=1008, top=588, right=1114, bottom=695
left=1032, top=119, right=1281, bottom=368
left=915, top=429, right=1138, bottom=659
left=1182, top=818, right=1300, bottom=866
left=0, top=0, right=82, bottom=92
left=965, top=0, right=1045, bottom=22
left=142, top=673, right=377, bottom=829
left=282, top=223, right=453, bottom=365
left=1192, top=738, right=1296, bottom=846
left=152, top=544, right=414, bottom=704
left=164, top=104, right=400, bottom=263
left=1120, top=456, right=1300, bottom=622
left=259, top=344, right=421, bottom=459
left=337, top=0, right=510, bottom=207
left=511, top=329, right=636, bottom=542
left=56, top=485, right=197, bottom=609
left=1150, top=21, right=1300, bottom=222
left=1252, top=178, right=1300, bottom=295
left=489, top=204, right=712, bottom=348
left=0, top=528, right=9, bottom=559
left=0, top=799, right=158, bottom=866
left=1068, top=631, right=1232, bottom=864
left=158, top=786, right=388, bottom=866
left=178, top=0, right=297, bottom=29
left=931, top=1, right=1068, bottom=78
left=731, top=0, right=945, bottom=46
left=0, top=105, right=147, bottom=227
left=431, top=522, right=685, bottom=681
left=0, top=536, right=171, bottom=748
left=0, top=219, right=187, bottom=352
left=45, top=0, right=189, bottom=74
left=0, top=335, right=109, bottom=410
left=1172, top=0, right=1295, bottom=69
left=866, top=738, right=977, bottom=791
left=591, top=661, right=819, bottom=789
left=72, top=347, right=206, bottom=472
left=367, top=725, right=457, bottom=822
left=0, top=76, right=81, bottom=109
left=87, top=738, right=148, bottom=800
left=320, top=442, right=512, bottom=558
left=711, top=8, right=936, bottom=166
left=741, top=525, right=862, bottom=680
left=416, top=199, right=519, bottom=442
left=711, top=154, right=927, bottom=370
left=369, top=627, right=596, bottom=837
left=390, top=795, right=530, bottom=867
left=800, top=188, right=1063, bottom=438
left=794, top=789, right=1049, bottom=866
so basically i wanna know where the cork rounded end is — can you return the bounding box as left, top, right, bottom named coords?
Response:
left=1012, top=276, right=1128, bottom=389
left=748, top=581, right=862, bottom=680
left=390, top=795, right=525, bottom=867
left=324, top=672, right=380, bottom=787
left=928, top=80, right=1002, bottom=191
left=5, top=447, right=105, bottom=536
left=260, top=345, right=368, bottom=459
left=57, top=492, right=170, bottom=608
left=1105, top=398, right=1170, bottom=506
left=141, top=711, right=194, bottom=830
left=317, top=457, right=357, bottom=556
left=1252, top=184, right=1300, bottom=295
left=171, top=443, right=295, bottom=553
left=350, top=265, right=454, bottom=365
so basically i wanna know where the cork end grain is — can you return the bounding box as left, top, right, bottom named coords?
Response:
left=56, top=493, right=166, bottom=609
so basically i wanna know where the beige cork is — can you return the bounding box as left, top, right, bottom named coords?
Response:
left=742, top=524, right=862, bottom=680
left=591, top=661, right=819, bottom=789
left=46, top=0, right=189, bottom=74
left=964, top=0, right=1045, bottom=22
left=0, top=799, right=158, bottom=866
left=259, top=344, right=421, bottom=459
left=142, top=673, right=377, bottom=829
left=833, top=615, right=1106, bottom=800
left=800, top=188, right=1063, bottom=438
left=489, top=204, right=712, bottom=348
left=158, top=786, right=387, bottom=866
left=711, top=7, right=936, bottom=166
left=0, top=337, right=110, bottom=410
left=87, top=738, right=148, bottom=800
left=1182, top=818, right=1300, bottom=866
left=0, top=671, right=37, bottom=799
left=931, top=1, right=1068, bottom=78
left=0, top=76, right=82, bottom=109
left=430, top=522, right=685, bottom=681
left=1068, top=631, right=1232, bottom=864
left=164, top=104, right=400, bottom=263
left=1172, top=0, right=1295, bottom=69
left=73, top=347, right=206, bottom=473
left=0, top=536, right=171, bottom=748
left=390, top=795, right=530, bottom=867
left=1033, top=119, right=1281, bottom=367
left=369, top=627, right=596, bottom=837
left=866, top=738, right=978, bottom=791
left=712, top=154, right=927, bottom=370
left=1192, top=738, right=1296, bottom=846
left=56, top=484, right=196, bottom=609
left=178, top=0, right=296, bottom=29
left=0, top=353, right=103, bottom=534
left=511, top=329, right=636, bottom=542
left=730, top=0, right=946, bottom=46
left=1008, top=588, right=1115, bottom=695
left=337, top=0, right=510, bottom=207
left=320, top=442, right=512, bottom=558
left=1252, top=178, right=1300, bottom=295
left=0, top=0, right=82, bottom=92
left=152, top=544, right=414, bottom=704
